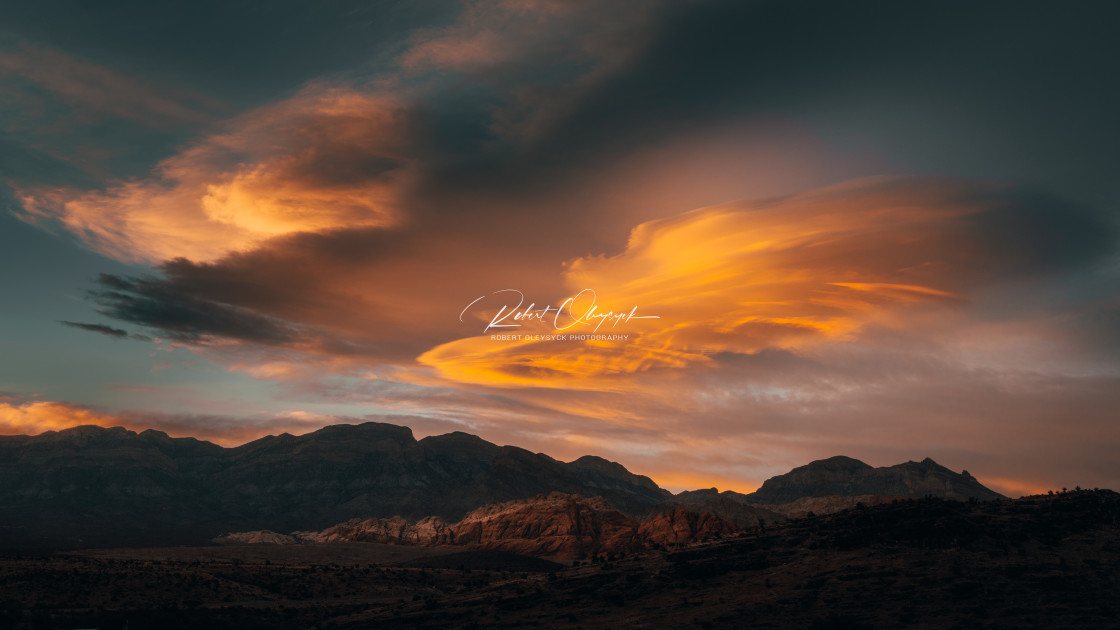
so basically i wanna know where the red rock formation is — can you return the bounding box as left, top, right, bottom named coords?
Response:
left=313, top=515, right=453, bottom=544
left=217, top=493, right=745, bottom=562
left=212, top=530, right=297, bottom=545
left=637, top=508, right=738, bottom=545
left=450, top=492, right=641, bottom=561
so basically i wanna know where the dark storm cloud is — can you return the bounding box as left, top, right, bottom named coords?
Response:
left=0, top=0, right=459, bottom=106
left=59, top=320, right=128, bottom=338
left=426, top=0, right=1120, bottom=201
left=90, top=272, right=300, bottom=345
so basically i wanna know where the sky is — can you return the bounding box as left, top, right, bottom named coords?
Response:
left=2, top=0, right=1119, bottom=496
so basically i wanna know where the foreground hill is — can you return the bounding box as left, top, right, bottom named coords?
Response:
left=3, top=490, right=1115, bottom=629
left=0, top=422, right=1002, bottom=549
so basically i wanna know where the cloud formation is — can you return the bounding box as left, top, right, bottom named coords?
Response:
left=421, top=177, right=1115, bottom=388
left=0, top=400, right=125, bottom=437
left=15, top=86, right=419, bottom=262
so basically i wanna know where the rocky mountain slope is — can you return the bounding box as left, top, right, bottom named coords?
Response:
left=217, top=492, right=751, bottom=561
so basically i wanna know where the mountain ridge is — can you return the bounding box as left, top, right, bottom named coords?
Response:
left=0, top=422, right=1004, bottom=549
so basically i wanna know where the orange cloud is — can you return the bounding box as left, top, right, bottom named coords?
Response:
left=15, top=85, right=416, bottom=263
left=0, top=401, right=124, bottom=436
left=981, top=477, right=1053, bottom=499
left=419, top=177, right=985, bottom=389
left=0, top=400, right=336, bottom=447
left=649, top=471, right=758, bottom=496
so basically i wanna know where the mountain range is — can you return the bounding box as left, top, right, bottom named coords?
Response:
left=0, top=421, right=1003, bottom=549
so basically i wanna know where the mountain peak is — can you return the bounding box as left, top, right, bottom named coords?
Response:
left=57, top=424, right=131, bottom=438
left=139, top=428, right=171, bottom=439
left=306, top=422, right=415, bottom=443
left=808, top=456, right=874, bottom=471
left=744, top=455, right=1004, bottom=505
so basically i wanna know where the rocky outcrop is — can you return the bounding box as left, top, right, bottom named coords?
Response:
left=450, top=493, right=641, bottom=560
left=310, top=515, right=454, bottom=545
left=212, top=530, right=297, bottom=545
left=637, top=508, right=738, bottom=546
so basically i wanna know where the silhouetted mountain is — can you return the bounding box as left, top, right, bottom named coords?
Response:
left=672, top=487, right=754, bottom=506
left=634, top=495, right=785, bottom=529
left=741, top=455, right=1005, bottom=505
left=0, top=423, right=667, bottom=549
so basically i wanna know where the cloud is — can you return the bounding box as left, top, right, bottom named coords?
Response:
left=14, top=84, right=421, bottom=263
left=59, top=321, right=129, bottom=338
left=6, top=0, right=675, bottom=269
left=419, top=177, right=1116, bottom=389
left=0, top=400, right=126, bottom=437
left=0, top=42, right=223, bottom=128
left=89, top=272, right=301, bottom=345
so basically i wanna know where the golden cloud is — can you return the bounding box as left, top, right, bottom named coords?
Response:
left=0, top=400, right=337, bottom=447
left=0, top=401, right=125, bottom=436
left=15, top=86, right=416, bottom=263
left=419, top=178, right=989, bottom=389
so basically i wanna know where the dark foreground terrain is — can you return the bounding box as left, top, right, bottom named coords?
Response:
left=2, top=490, right=1118, bottom=629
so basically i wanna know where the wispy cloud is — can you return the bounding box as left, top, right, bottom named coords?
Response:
left=59, top=321, right=129, bottom=338
left=0, top=43, right=223, bottom=128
